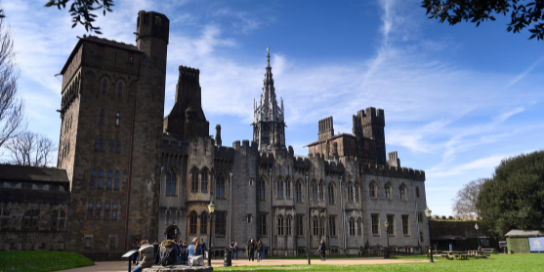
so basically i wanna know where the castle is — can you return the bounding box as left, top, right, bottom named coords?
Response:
left=0, top=11, right=429, bottom=259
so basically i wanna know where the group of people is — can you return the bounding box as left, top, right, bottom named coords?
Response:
left=245, top=239, right=265, bottom=262
left=130, top=238, right=209, bottom=272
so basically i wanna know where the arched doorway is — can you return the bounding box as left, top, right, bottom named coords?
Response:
left=164, top=225, right=180, bottom=241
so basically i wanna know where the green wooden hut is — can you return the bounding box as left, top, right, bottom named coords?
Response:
left=505, top=230, right=543, bottom=254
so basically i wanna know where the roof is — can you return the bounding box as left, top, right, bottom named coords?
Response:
left=0, top=164, right=69, bottom=183
left=504, top=229, right=544, bottom=237
left=60, top=35, right=143, bottom=74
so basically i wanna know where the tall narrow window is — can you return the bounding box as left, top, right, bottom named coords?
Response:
left=286, top=216, right=292, bottom=236
left=370, top=183, right=376, bottom=198
left=98, top=170, right=104, bottom=188
left=387, top=215, right=395, bottom=235
left=200, top=212, right=208, bottom=235
left=328, top=184, right=335, bottom=204
left=349, top=218, right=355, bottom=236
left=371, top=214, right=379, bottom=235
left=277, top=179, right=283, bottom=198
left=201, top=171, right=208, bottom=192
left=295, top=215, right=303, bottom=236
left=112, top=204, right=118, bottom=219
left=320, top=217, right=325, bottom=236
left=285, top=179, right=291, bottom=198
left=102, top=79, right=107, bottom=93
left=87, top=202, right=93, bottom=219
left=115, top=112, right=120, bottom=126
left=95, top=202, right=101, bottom=219
left=104, top=203, right=110, bottom=219
left=347, top=185, right=354, bottom=202
left=385, top=184, right=391, bottom=199
left=216, top=174, right=225, bottom=198
left=191, top=171, right=198, bottom=192
left=259, top=213, right=267, bottom=236
left=312, top=182, right=317, bottom=200
left=277, top=216, right=284, bottom=235
left=189, top=212, right=197, bottom=234
left=166, top=169, right=176, bottom=196
left=118, top=82, right=123, bottom=96
left=400, top=185, right=406, bottom=200
left=215, top=212, right=226, bottom=236
left=295, top=181, right=302, bottom=202
left=100, top=109, right=105, bottom=124
left=402, top=215, right=409, bottom=236
left=313, top=217, right=319, bottom=236
left=329, top=216, right=336, bottom=236
left=257, top=177, right=265, bottom=200
left=90, top=169, right=96, bottom=187
left=107, top=171, right=112, bottom=189
left=319, top=182, right=324, bottom=200
left=114, top=171, right=119, bottom=190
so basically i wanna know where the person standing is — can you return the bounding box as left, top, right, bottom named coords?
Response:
left=230, top=240, right=238, bottom=260
left=200, top=238, right=207, bottom=258
left=256, top=240, right=263, bottom=262
left=131, top=240, right=153, bottom=272
left=247, top=239, right=256, bottom=262
left=132, top=241, right=140, bottom=265
left=318, top=239, right=327, bottom=261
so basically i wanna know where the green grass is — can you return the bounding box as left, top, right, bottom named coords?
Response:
left=0, top=251, right=94, bottom=272
left=215, top=254, right=544, bottom=271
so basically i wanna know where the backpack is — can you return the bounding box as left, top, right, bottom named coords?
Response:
left=159, top=245, right=176, bottom=267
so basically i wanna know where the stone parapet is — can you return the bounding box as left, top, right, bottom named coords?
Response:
left=361, top=163, right=425, bottom=181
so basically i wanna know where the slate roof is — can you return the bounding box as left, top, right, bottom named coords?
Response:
left=0, top=164, right=69, bottom=183
left=504, top=229, right=544, bottom=237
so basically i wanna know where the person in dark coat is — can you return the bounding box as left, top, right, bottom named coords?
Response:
left=200, top=238, right=207, bottom=258
left=132, top=241, right=140, bottom=264
left=256, top=240, right=263, bottom=262
left=247, top=239, right=256, bottom=262
left=318, top=239, right=327, bottom=261
left=152, top=241, right=159, bottom=264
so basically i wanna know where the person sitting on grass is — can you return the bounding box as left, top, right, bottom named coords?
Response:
left=131, top=240, right=153, bottom=272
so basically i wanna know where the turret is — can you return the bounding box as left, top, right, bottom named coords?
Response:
left=215, top=124, right=222, bottom=146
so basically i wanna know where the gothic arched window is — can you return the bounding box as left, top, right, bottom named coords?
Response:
left=385, top=184, right=391, bottom=199
left=312, top=182, right=318, bottom=200
left=191, top=170, right=198, bottom=192
left=257, top=177, right=265, bottom=200
left=328, top=183, right=335, bottom=204
left=285, top=178, right=291, bottom=198
left=319, top=182, right=324, bottom=200
left=369, top=182, right=377, bottom=198
left=189, top=212, right=197, bottom=234
left=216, top=174, right=225, bottom=198
left=107, top=171, right=112, bottom=189
left=114, top=171, right=119, bottom=190
left=349, top=218, right=355, bottom=236
left=166, top=169, right=177, bottom=196
left=200, top=212, right=208, bottom=234
left=201, top=171, right=208, bottom=192
left=347, top=184, right=354, bottom=202
left=277, top=216, right=284, bottom=235
left=295, top=181, right=302, bottom=202
left=277, top=179, right=283, bottom=198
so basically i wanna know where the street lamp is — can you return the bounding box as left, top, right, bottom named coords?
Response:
left=474, top=223, right=480, bottom=249
left=305, top=171, right=310, bottom=265
left=384, top=221, right=390, bottom=259
left=207, top=200, right=216, bottom=267
left=424, top=207, right=433, bottom=263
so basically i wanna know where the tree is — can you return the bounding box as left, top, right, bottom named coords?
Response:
left=477, top=150, right=544, bottom=237
left=452, top=178, right=487, bottom=218
left=45, top=0, right=114, bottom=34
left=0, top=13, right=24, bottom=152
left=6, top=132, right=56, bottom=167
left=421, top=0, right=544, bottom=40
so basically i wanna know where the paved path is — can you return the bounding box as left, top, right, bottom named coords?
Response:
left=59, top=258, right=425, bottom=271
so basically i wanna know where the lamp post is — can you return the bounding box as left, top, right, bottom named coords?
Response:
left=474, top=223, right=480, bottom=249
left=305, top=171, right=311, bottom=265
left=425, top=207, right=433, bottom=263
left=384, top=221, right=390, bottom=259
left=207, top=200, right=216, bottom=267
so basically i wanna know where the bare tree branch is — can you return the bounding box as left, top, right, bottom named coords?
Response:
left=6, top=132, right=56, bottom=167
left=452, top=178, right=487, bottom=218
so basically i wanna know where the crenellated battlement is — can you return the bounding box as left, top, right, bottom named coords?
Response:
left=293, top=156, right=311, bottom=169
left=324, top=160, right=344, bottom=174
left=259, top=152, right=275, bottom=165
left=359, top=107, right=385, bottom=127
left=361, top=163, right=425, bottom=181
left=178, top=65, right=200, bottom=79
left=215, top=145, right=235, bottom=160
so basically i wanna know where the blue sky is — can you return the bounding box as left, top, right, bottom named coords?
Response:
left=2, top=0, right=544, bottom=216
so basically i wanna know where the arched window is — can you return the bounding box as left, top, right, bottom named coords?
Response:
left=286, top=216, right=292, bottom=236
left=51, top=210, right=58, bottom=229
left=277, top=216, right=284, bottom=235
left=87, top=202, right=93, bottom=219
left=201, top=171, right=208, bottom=192
left=347, top=184, right=354, bottom=202
left=104, top=202, right=110, bottom=219
left=285, top=178, right=291, bottom=198
left=95, top=202, right=101, bottom=219
left=277, top=179, right=283, bottom=198
left=312, top=182, right=318, bottom=200
left=118, top=82, right=122, bottom=96
left=216, top=174, right=225, bottom=198
left=400, top=184, right=406, bottom=200
left=385, top=184, right=391, bottom=199
left=189, top=212, right=197, bottom=234
left=107, top=171, right=112, bottom=189
left=319, top=182, right=324, bottom=200
left=102, top=79, right=107, bottom=93
left=313, top=217, right=319, bottom=236
left=112, top=204, right=118, bottom=219
left=349, top=218, right=355, bottom=236
left=100, top=109, right=105, bottom=124
left=90, top=169, right=96, bottom=187
left=98, top=170, right=104, bottom=188
left=166, top=169, right=176, bottom=196
left=328, top=183, right=335, bottom=204
left=295, top=181, right=302, bottom=202
left=320, top=217, right=325, bottom=235
left=191, top=170, right=198, bottom=192
left=200, top=212, right=208, bottom=234
left=114, top=171, right=119, bottom=190
left=416, top=187, right=420, bottom=198
left=115, top=112, right=120, bottom=127
left=369, top=183, right=376, bottom=198
left=257, top=177, right=265, bottom=200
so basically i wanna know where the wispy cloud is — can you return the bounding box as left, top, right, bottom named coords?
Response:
left=505, top=54, right=544, bottom=88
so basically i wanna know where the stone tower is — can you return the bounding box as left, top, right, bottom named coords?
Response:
left=253, top=49, right=286, bottom=151
left=352, top=107, right=386, bottom=165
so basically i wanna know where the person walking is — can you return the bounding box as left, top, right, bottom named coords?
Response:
left=230, top=240, right=238, bottom=260
left=200, top=238, right=207, bottom=259
left=256, top=240, right=263, bottom=262
left=318, top=239, right=327, bottom=261
left=131, top=240, right=153, bottom=272
left=247, top=239, right=256, bottom=262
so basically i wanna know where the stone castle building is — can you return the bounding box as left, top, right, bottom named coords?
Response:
left=0, top=11, right=429, bottom=259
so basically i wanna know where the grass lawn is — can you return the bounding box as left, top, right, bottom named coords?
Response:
left=0, top=251, right=94, bottom=272
left=215, top=254, right=543, bottom=271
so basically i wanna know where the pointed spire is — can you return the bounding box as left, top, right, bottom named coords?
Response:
left=267, top=45, right=270, bottom=67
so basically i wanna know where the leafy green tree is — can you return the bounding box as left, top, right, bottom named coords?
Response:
left=45, top=0, right=114, bottom=34
left=477, top=151, right=544, bottom=237
left=422, top=0, right=544, bottom=40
